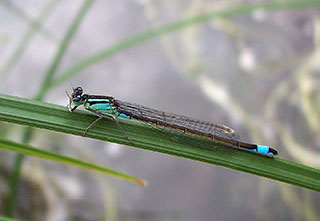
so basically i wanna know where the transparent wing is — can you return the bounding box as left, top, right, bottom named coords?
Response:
left=115, top=100, right=240, bottom=150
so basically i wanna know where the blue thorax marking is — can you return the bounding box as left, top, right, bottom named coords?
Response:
left=85, top=98, right=114, bottom=113
left=84, top=98, right=131, bottom=119
left=88, top=98, right=111, bottom=103
left=90, top=103, right=113, bottom=111
left=115, top=111, right=131, bottom=119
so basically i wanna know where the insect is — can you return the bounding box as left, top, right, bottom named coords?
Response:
left=66, top=87, right=278, bottom=156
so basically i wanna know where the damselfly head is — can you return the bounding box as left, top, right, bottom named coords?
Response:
left=66, top=86, right=85, bottom=112
left=71, top=86, right=84, bottom=101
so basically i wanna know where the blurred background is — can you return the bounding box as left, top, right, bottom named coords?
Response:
left=0, top=0, right=320, bottom=220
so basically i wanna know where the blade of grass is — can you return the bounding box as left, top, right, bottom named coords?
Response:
left=49, top=0, right=320, bottom=89
left=1, top=94, right=320, bottom=192
left=0, top=138, right=146, bottom=186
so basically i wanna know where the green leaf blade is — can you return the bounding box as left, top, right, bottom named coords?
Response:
left=0, top=94, right=320, bottom=191
left=0, top=137, right=146, bottom=186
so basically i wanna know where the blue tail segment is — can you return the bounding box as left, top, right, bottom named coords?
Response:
left=248, top=145, right=277, bottom=156
left=257, top=145, right=270, bottom=154
left=237, top=141, right=278, bottom=156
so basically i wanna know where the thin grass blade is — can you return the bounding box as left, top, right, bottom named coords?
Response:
left=0, top=94, right=320, bottom=191
left=0, top=137, right=146, bottom=186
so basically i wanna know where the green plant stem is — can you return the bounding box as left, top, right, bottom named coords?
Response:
left=1, top=94, right=320, bottom=192
left=0, top=138, right=146, bottom=186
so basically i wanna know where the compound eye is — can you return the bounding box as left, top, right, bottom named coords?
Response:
left=74, top=86, right=83, bottom=96
left=73, top=95, right=82, bottom=102
left=72, top=86, right=83, bottom=97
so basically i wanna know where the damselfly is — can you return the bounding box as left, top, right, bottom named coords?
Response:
left=66, top=87, right=278, bottom=156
